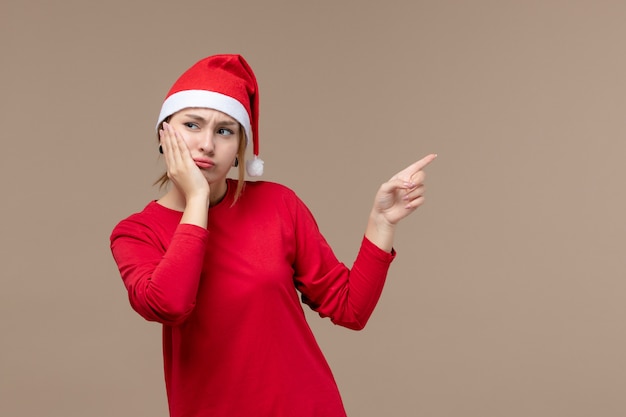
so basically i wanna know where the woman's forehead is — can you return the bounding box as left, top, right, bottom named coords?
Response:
left=173, top=107, right=238, bottom=123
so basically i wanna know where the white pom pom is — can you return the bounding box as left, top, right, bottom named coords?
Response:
left=246, top=156, right=264, bottom=177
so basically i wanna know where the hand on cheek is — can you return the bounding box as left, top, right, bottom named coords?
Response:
left=160, top=122, right=210, bottom=200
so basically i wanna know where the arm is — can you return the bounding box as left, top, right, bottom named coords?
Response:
left=294, top=154, right=436, bottom=329
left=110, top=221, right=209, bottom=325
left=109, top=123, right=212, bottom=325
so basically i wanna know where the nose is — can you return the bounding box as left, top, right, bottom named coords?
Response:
left=198, top=132, right=215, bottom=154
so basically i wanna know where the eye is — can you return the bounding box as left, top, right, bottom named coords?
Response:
left=184, top=122, right=200, bottom=129
left=217, top=127, right=234, bottom=136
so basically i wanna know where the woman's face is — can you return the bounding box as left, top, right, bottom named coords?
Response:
left=167, top=107, right=241, bottom=184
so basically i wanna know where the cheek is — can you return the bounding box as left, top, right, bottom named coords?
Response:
left=169, top=128, right=192, bottom=147
left=180, top=133, right=197, bottom=147
left=224, top=138, right=240, bottom=154
left=179, top=138, right=192, bottom=149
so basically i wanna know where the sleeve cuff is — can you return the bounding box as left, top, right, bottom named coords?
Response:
left=361, top=235, right=396, bottom=262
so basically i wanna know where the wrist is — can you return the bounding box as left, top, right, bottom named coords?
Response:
left=180, top=193, right=210, bottom=228
left=366, top=211, right=396, bottom=253
left=185, top=193, right=211, bottom=208
left=369, top=210, right=395, bottom=231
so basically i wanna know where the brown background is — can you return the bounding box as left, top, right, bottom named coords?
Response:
left=2, top=0, right=625, bottom=416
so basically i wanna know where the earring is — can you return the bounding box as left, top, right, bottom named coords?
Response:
left=159, top=145, right=163, bottom=154
left=233, top=157, right=239, bottom=167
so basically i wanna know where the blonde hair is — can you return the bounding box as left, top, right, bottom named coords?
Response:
left=153, top=119, right=247, bottom=204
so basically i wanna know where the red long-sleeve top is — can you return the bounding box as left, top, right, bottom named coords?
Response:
left=110, top=179, right=396, bottom=417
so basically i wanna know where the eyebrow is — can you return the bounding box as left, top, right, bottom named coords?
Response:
left=183, top=113, right=239, bottom=126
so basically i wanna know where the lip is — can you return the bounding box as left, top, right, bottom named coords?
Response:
left=193, top=158, right=215, bottom=169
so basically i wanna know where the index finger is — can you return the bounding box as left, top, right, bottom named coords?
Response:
left=407, top=153, right=437, bottom=174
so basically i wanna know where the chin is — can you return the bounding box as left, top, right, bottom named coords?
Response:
left=204, top=172, right=228, bottom=185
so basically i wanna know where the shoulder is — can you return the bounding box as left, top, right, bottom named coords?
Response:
left=244, top=180, right=294, bottom=193
left=240, top=180, right=300, bottom=202
left=110, top=201, right=180, bottom=243
left=238, top=180, right=317, bottom=221
left=231, top=180, right=310, bottom=217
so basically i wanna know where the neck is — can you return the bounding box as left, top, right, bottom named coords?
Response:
left=209, top=180, right=229, bottom=206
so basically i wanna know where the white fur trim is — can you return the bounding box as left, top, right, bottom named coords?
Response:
left=246, top=156, right=264, bottom=177
left=156, top=90, right=251, bottom=144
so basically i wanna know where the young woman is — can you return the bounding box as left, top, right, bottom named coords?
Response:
left=110, top=54, right=436, bottom=417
